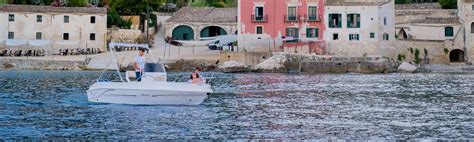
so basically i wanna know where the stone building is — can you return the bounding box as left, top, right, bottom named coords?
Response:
left=458, top=0, right=474, bottom=64
left=395, top=3, right=471, bottom=64
left=324, top=0, right=396, bottom=56
left=164, top=7, right=237, bottom=41
left=0, top=5, right=107, bottom=55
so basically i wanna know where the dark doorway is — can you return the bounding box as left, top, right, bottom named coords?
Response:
left=449, top=49, right=465, bottom=62
left=201, top=26, right=227, bottom=38
left=172, top=25, right=194, bottom=40
left=398, top=28, right=408, bottom=39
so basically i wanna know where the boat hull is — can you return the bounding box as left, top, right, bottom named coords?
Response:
left=86, top=82, right=212, bottom=105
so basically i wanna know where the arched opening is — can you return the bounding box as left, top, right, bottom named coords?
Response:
left=398, top=28, right=408, bottom=39
left=200, top=26, right=227, bottom=38
left=449, top=49, right=465, bottom=62
left=172, top=25, right=194, bottom=40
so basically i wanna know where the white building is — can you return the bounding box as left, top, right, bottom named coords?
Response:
left=457, top=0, right=474, bottom=63
left=324, top=0, right=395, bottom=56
left=0, top=5, right=107, bottom=55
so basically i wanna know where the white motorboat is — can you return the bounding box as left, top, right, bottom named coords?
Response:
left=86, top=43, right=213, bottom=105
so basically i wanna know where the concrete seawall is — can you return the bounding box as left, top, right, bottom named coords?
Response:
left=285, top=55, right=397, bottom=73
left=219, top=52, right=398, bottom=73
left=0, top=59, right=84, bottom=70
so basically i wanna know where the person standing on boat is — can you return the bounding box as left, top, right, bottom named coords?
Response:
left=134, top=48, right=146, bottom=81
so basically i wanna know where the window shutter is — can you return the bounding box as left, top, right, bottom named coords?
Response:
left=306, top=28, right=310, bottom=38
left=347, top=14, right=351, bottom=28
left=315, top=28, right=319, bottom=38
left=357, top=14, right=361, bottom=28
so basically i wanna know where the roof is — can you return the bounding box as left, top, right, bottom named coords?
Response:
left=395, top=3, right=442, bottom=10
left=411, top=17, right=460, bottom=24
left=325, top=1, right=391, bottom=6
left=166, top=7, right=237, bottom=23
left=0, top=4, right=107, bottom=14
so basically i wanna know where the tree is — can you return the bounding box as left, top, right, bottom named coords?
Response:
left=438, top=0, right=457, bottom=9
left=107, top=10, right=132, bottom=29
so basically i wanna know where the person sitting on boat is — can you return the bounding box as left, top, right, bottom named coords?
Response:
left=134, top=48, right=146, bottom=81
left=189, top=67, right=205, bottom=84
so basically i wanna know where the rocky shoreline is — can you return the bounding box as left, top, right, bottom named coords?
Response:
left=2, top=53, right=474, bottom=74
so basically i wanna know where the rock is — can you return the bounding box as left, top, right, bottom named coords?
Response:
left=253, top=53, right=287, bottom=71
left=218, top=60, right=250, bottom=73
left=3, top=63, right=15, bottom=69
left=397, top=62, right=417, bottom=73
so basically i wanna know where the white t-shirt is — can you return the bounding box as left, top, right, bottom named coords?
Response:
left=134, top=55, right=145, bottom=72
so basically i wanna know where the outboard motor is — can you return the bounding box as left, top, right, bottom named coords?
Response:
left=141, top=63, right=167, bottom=82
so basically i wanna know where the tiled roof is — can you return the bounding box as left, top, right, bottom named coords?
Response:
left=0, top=4, right=107, bottom=14
left=326, top=1, right=391, bottom=6
left=166, top=7, right=237, bottom=23
left=411, top=17, right=460, bottom=24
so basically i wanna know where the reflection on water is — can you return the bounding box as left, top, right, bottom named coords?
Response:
left=0, top=70, right=473, bottom=140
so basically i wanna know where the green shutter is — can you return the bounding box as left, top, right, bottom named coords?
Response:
left=306, top=28, right=310, bottom=38
left=315, top=28, right=319, bottom=38
left=338, top=14, right=342, bottom=28
left=356, top=14, right=361, bottom=28
left=347, top=14, right=351, bottom=28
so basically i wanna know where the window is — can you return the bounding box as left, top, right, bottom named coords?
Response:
left=255, top=6, right=264, bottom=21
left=64, top=16, right=69, bottom=23
left=445, top=26, right=454, bottom=37
left=306, top=28, right=318, bottom=38
left=63, top=33, right=69, bottom=40
left=8, top=32, right=14, bottom=39
left=90, top=33, right=96, bottom=40
left=347, top=14, right=360, bottom=28
left=37, top=15, right=42, bottom=22
left=8, top=14, right=14, bottom=22
left=349, top=34, right=360, bottom=41
left=329, top=14, right=342, bottom=28
left=286, top=28, right=299, bottom=42
left=90, top=16, right=96, bottom=23
left=333, top=33, right=339, bottom=40
left=471, top=23, right=474, bottom=33
left=36, top=32, right=42, bottom=40
left=472, top=5, right=474, bottom=10
left=308, top=6, right=318, bottom=21
left=384, top=17, right=387, bottom=25
left=256, top=26, right=263, bottom=34
left=370, top=32, right=375, bottom=38
left=287, top=6, right=297, bottom=21
left=383, top=33, right=389, bottom=41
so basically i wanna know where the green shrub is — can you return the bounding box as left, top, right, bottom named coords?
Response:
left=107, top=10, right=132, bottom=29
left=409, top=47, right=414, bottom=54
left=414, top=48, right=421, bottom=64
left=444, top=48, right=449, bottom=54
left=212, top=1, right=226, bottom=8
left=397, top=54, right=406, bottom=61
left=439, top=0, right=457, bottom=9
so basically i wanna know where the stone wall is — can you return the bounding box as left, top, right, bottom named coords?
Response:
left=219, top=51, right=273, bottom=66
left=0, top=59, right=84, bottom=70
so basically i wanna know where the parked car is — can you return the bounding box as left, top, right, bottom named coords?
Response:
left=207, top=35, right=237, bottom=50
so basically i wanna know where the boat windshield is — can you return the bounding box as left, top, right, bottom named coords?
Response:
left=144, top=63, right=166, bottom=73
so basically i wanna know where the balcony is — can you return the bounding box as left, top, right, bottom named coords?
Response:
left=284, top=15, right=299, bottom=23
left=304, top=14, right=320, bottom=22
left=251, top=15, right=268, bottom=23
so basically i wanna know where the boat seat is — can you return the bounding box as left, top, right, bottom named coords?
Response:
left=125, top=71, right=136, bottom=82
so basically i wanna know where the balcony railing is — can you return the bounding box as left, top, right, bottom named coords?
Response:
left=304, top=14, right=320, bottom=22
left=284, top=15, right=299, bottom=23
left=251, top=15, right=268, bottom=23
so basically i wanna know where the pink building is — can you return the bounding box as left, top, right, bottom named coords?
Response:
left=238, top=0, right=325, bottom=52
